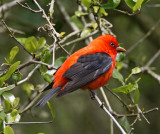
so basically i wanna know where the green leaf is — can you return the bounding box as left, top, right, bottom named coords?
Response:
left=16, top=36, right=46, bottom=53
left=125, top=0, right=136, bottom=9
left=91, top=22, right=98, bottom=30
left=116, top=53, right=126, bottom=62
left=119, top=116, right=131, bottom=133
left=0, top=120, right=3, bottom=132
left=131, top=67, right=141, bottom=74
left=81, top=0, right=91, bottom=9
left=133, top=0, right=144, bottom=12
left=4, top=126, right=14, bottom=134
left=12, top=72, right=22, bottom=83
left=75, top=11, right=88, bottom=17
left=47, top=101, right=56, bottom=121
left=0, top=112, right=6, bottom=120
left=0, top=85, right=15, bottom=95
left=112, top=82, right=138, bottom=94
left=98, top=8, right=108, bottom=17
left=38, top=37, right=46, bottom=50
left=93, top=6, right=100, bottom=13
left=80, top=28, right=91, bottom=38
left=13, top=97, right=20, bottom=108
left=2, top=92, right=15, bottom=106
left=55, top=57, right=67, bottom=67
left=0, top=61, right=20, bottom=87
left=6, top=109, right=21, bottom=123
left=0, top=106, right=3, bottom=111
left=125, top=0, right=146, bottom=11
left=112, top=68, right=124, bottom=83
left=5, top=46, right=19, bottom=64
left=141, top=0, right=150, bottom=6
left=42, top=73, right=53, bottom=83
left=101, top=0, right=121, bottom=9
left=4, top=100, right=11, bottom=113
left=21, top=83, right=34, bottom=97
left=70, top=16, right=84, bottom=29
left=125, top=67, right=142, bottom=82
left=10, top=109, right=18, bottom=117
left=116, top=62, right=123, bottom=70
left=134, top=88, right=140, bottom=104
left=43, top=51, right=51, bottom=64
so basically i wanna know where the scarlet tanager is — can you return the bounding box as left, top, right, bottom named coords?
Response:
left=35, top=34, right=126, bottom=106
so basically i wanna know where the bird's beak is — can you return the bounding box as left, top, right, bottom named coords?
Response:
left=116, top=47, right=126, bottom=52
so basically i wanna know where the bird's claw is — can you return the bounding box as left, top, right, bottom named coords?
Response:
left=90, top=90, right=97, bottom=100
left=100, top=102, right=105, bottom=108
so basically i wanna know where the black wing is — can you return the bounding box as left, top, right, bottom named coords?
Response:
left=56, top=52, right=112, bottom=97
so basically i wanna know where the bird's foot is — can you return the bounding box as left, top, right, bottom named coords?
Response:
left=100, top=102, right=105, bottom=108
left=90, top=90, right=97, bottom=100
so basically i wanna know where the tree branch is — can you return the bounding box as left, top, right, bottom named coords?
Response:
left=1, top=19, right=33, bottom=56
left=0, top=0, right=25, bottom=13
left=5, top=121, right=53, bottom=125
left=91, top=91, right=127, bottom=134
left=127, top=19, right=160, bottom=54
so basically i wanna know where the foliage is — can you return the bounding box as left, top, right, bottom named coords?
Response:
left=0, top=0, right=159, bottom=134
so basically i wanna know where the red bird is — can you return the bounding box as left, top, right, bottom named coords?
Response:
left=35, top=34, right=126, bottom=106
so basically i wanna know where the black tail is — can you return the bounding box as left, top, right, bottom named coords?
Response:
left=34, top=87, right=61, bottom=107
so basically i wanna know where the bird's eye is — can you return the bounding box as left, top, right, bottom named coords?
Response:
left=110, top=42, right=115, bottom=47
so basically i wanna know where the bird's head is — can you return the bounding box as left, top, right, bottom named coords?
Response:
left=92, top=34, right=126, bottom=58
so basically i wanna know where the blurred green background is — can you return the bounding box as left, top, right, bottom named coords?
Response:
left=0, top=0, right=160, bottom=134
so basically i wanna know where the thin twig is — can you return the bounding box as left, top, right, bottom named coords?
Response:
left=17, top=65, right=40, bottom=85
left=33, top=0, right=59, bottom=38
left=100, top=87, right=114, bottom=134
left=56, top=0, right=79, bottom=31
left=91, top=91, right=127, bottom=134
left=1, top=19, right=33, bottom=56
left=17, top=60, right=57, bottom=71
left=105, top=86, right=131, bottom=112
left=111, top=107, right=158, bottom=118
left=143, top=68, right=160, bottom=84
left=147, top=4, right=160, bottom=8
left=16, top=2, right=42, bottom=13
left=127, top=19, right=160, bottom=54
left=59, top=30, right=81, bottom=44
left=48, top=0, right=55, bottom=19
left=60, top=30, right=99, bottom=48
left=5, top=121, right=53, bottom=125
left=0, top=0, right=25, bottom=13
left=141, top=50, right=160, bottom=83
left=114, top=9, right=140, bottom=16
left=145, top=49, right=160, bottom=67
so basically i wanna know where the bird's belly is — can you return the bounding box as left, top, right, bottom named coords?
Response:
left=81, top=70, right=113, bottom=90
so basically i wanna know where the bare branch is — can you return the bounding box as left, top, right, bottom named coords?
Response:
left=100, top=87, right=114, bottom=134
left=114, top=9, right=140, bottom=16
left=0, top=0, right=25, bottom=13
left=1, top=19, right=33, bottom=56
left=60, top=30, right=99, bottom=48
left=59, top=30, right=81, bottom=44
left=143, top=68, right=160, bottom=83
left=105, top=86, right=131, bottom=112
left=16, top=2, right=42, bottom=13
left=18, top=60, right=57, bottom=71
left=33, top=0, right=59, bottom=39
left=91, top=91, right=127, bottom=134
left=17, top=64, right=40, bottom=85
left=141, top=50, right=160, bottom=83
left=56, top=0, right=79, bottom=31
left=5, top=121, right=53, bottom=125
left=147, top=4, right=160, bottom=8
left=145, top=49, right=160, bottom=67
left=127, top=19, right=160, bottom=54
